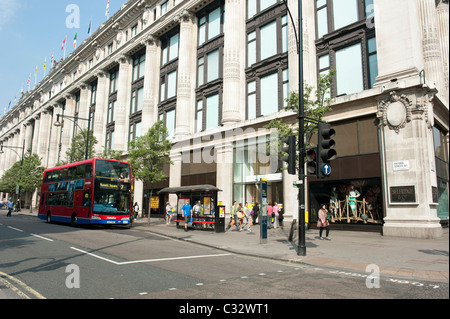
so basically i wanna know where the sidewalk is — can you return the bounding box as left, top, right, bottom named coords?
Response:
left=15, top=209, right=449, bottom=283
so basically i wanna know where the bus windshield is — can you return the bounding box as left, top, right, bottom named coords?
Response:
left=95, top=160, right=130, bottom=181
left=93, top=190, right=130, bottom=215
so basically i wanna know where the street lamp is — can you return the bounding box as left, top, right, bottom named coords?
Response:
left=54, top=113, right=92, bottom=161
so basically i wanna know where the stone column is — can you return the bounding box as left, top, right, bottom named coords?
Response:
left=38, top=110, right=52, bottom=166
left=141, top=35, right=160, bottom=134
left=436, top=0, right=449, bottom=101
left=47, top=105, right=60, bottom=167
left=216, top=142, right=234, bottom=209
left=377, top=89, right=442, bottom=238
left=77, top=83, right=90, bottom=131
left=373, top=0, right=424, bottom=86
left=169, top=151, right=182, bottom=205
left=222, top=0, right=245, bottom=125
left=61, top=94, right=75, bottom=161
left=175, top=10, right=196, bottom=138
left=417, top=0, right=446, bottom=95
left=93, top=71, right=109, bottom=154
left=31, top=114, right=40, bottom=158
left=115, top=55, right=132, bottom=151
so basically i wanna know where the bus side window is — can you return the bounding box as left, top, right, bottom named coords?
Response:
left=76, top=165, right=85, bottom=179
left=68, top=167, right=77, bottom=180
left=85, top=163, right=93, bottom=178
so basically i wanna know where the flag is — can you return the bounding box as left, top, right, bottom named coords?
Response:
left=43, top=57, right=47, bottom=71
left=74, top=33, right=77, bottom=48
left=88, top=17, right=92, bottom=36
left=61, top=36, right=67, bottom=50
left=51, top=50, right=54, bottom=67
left=105, top=0, right=110, bottom=17
left=34, top=65, right=38, bottom=77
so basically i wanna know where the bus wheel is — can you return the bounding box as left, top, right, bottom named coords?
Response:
left=71, top=214, right=78, bottom=227
left=46, top=212, right=52, bottom=223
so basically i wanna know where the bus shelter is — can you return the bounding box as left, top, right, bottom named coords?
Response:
left=158, top=185, right=225, bottom=232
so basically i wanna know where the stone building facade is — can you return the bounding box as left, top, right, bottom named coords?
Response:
left=0, top=0, right=448, bottom=238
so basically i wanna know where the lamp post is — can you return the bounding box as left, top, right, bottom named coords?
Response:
left=282, top=0, right=306, bottom=256
left=54, top=113, right=92, bottom=161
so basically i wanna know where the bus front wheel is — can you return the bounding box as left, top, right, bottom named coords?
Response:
left=46, top=212, right=52, bottom=223
left=71, top=214, right=78, bottom=227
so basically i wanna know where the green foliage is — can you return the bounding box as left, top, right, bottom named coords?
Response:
left=0, top=154, right=45, bottom=194
left=64, top=129, right=98, bottom=163
left=128, top=120, right=173, bottom=185
left=264, top=70, right=335, bottom=156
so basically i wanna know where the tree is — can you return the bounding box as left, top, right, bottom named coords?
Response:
left=0, top=154, right=45, bottom=212
left=264, top=70, right=335, bottom=167
left=128, top=120, right=173, bottom=224
left=63, top=129, right=98, bottom=163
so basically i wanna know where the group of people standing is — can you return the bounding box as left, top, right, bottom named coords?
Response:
left=226, top=201, right=284, bottom=232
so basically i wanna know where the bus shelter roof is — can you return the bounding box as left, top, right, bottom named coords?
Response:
left=158, top=185, right=222, bottom=195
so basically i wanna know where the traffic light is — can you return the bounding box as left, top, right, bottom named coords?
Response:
left=306, top=147, right=318, bottom=177
left=281, top=135, right=296, bottom=175
left=318, top=122, right=337, bottom=177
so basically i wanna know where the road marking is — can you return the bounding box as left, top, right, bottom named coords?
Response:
left=7, top=226, right=23, bottom=232
left=70, top=247, right=233, bottom=266
left=0, top=271, right=46, bottom=299
left=30, top=234, right=54, bottom=242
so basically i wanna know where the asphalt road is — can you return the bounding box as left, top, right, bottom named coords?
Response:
left=1, top=213, right=448, bottom=304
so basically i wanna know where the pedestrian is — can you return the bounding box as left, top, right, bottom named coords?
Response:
left=193, top=200, right=202, bottom=228
left=273, top=202, right=280, bottom=228
left=227, top=201, right=240, bottom=231
left=6, top=198, right=13, bottom=217
left=267, top=203, right=273, bottom=228
left=278, top=205, right=284, bottom=227
left=317, top=204, right=331, bottom=240
left=236, top=203, right=245, bottom=231
left=243, top=202, right=252, bottom=232
left=133, top=202, right=139, bottom=221
left=165, top=201, right=173, bottom=225
left=181, top=200, right=192, bottom=232
left=252, top=203, right=259, bottom=224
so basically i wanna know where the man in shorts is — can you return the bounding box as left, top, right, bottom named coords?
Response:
left=182, top=200, right=192, bottom=232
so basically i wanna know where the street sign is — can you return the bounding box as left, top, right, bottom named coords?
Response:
left=322, top=164, right=331, bottom=176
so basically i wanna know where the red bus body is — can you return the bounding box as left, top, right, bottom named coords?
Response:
left=38, top=158, right=133, bottom=227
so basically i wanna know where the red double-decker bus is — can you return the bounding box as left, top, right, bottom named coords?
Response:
left=38, top=158, right=133, bottom=227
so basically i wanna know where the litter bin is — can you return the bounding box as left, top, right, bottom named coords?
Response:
left=215, top=205, right=226, bottom=233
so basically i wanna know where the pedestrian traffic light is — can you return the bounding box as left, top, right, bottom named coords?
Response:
left=306, top=147, right=318, bottom=177
left=281, top=135, right=296, bottom=175
left=318, top=122, right=337, bottom=177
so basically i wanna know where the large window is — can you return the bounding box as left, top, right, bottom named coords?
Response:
left=159, top=28, right=179, bottom=137
left=196, top=2, right=224, bottom=131
left=315, top=0, right=378, bottom=97
left=245, top=1, right=288, bottom=119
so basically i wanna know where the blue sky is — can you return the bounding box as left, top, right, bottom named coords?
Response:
left=0, top=0, right=124, bottom=117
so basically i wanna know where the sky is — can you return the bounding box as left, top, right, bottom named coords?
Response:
left=0, top=0, right=124, bottom=117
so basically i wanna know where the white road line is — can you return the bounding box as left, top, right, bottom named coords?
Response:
left=7, top=226, right=23, bottom=232
left=70, top=247, right=122, bottom=265
left=70, top=247, right=233, bottom=266
left=30, top=234, right=54, bottom=242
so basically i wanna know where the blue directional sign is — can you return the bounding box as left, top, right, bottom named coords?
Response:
left=322, top=164, right=331, bottom=176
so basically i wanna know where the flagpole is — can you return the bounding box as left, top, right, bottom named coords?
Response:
left=64, top=35, right=67, bottom=59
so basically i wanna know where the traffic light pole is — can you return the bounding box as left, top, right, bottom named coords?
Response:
left=282, top=0, right=306, bottom=256
left=296, top=0, right=306, bottom=257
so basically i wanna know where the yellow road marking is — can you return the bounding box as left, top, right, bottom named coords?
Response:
left=0, top=271, right=46, bottom=299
